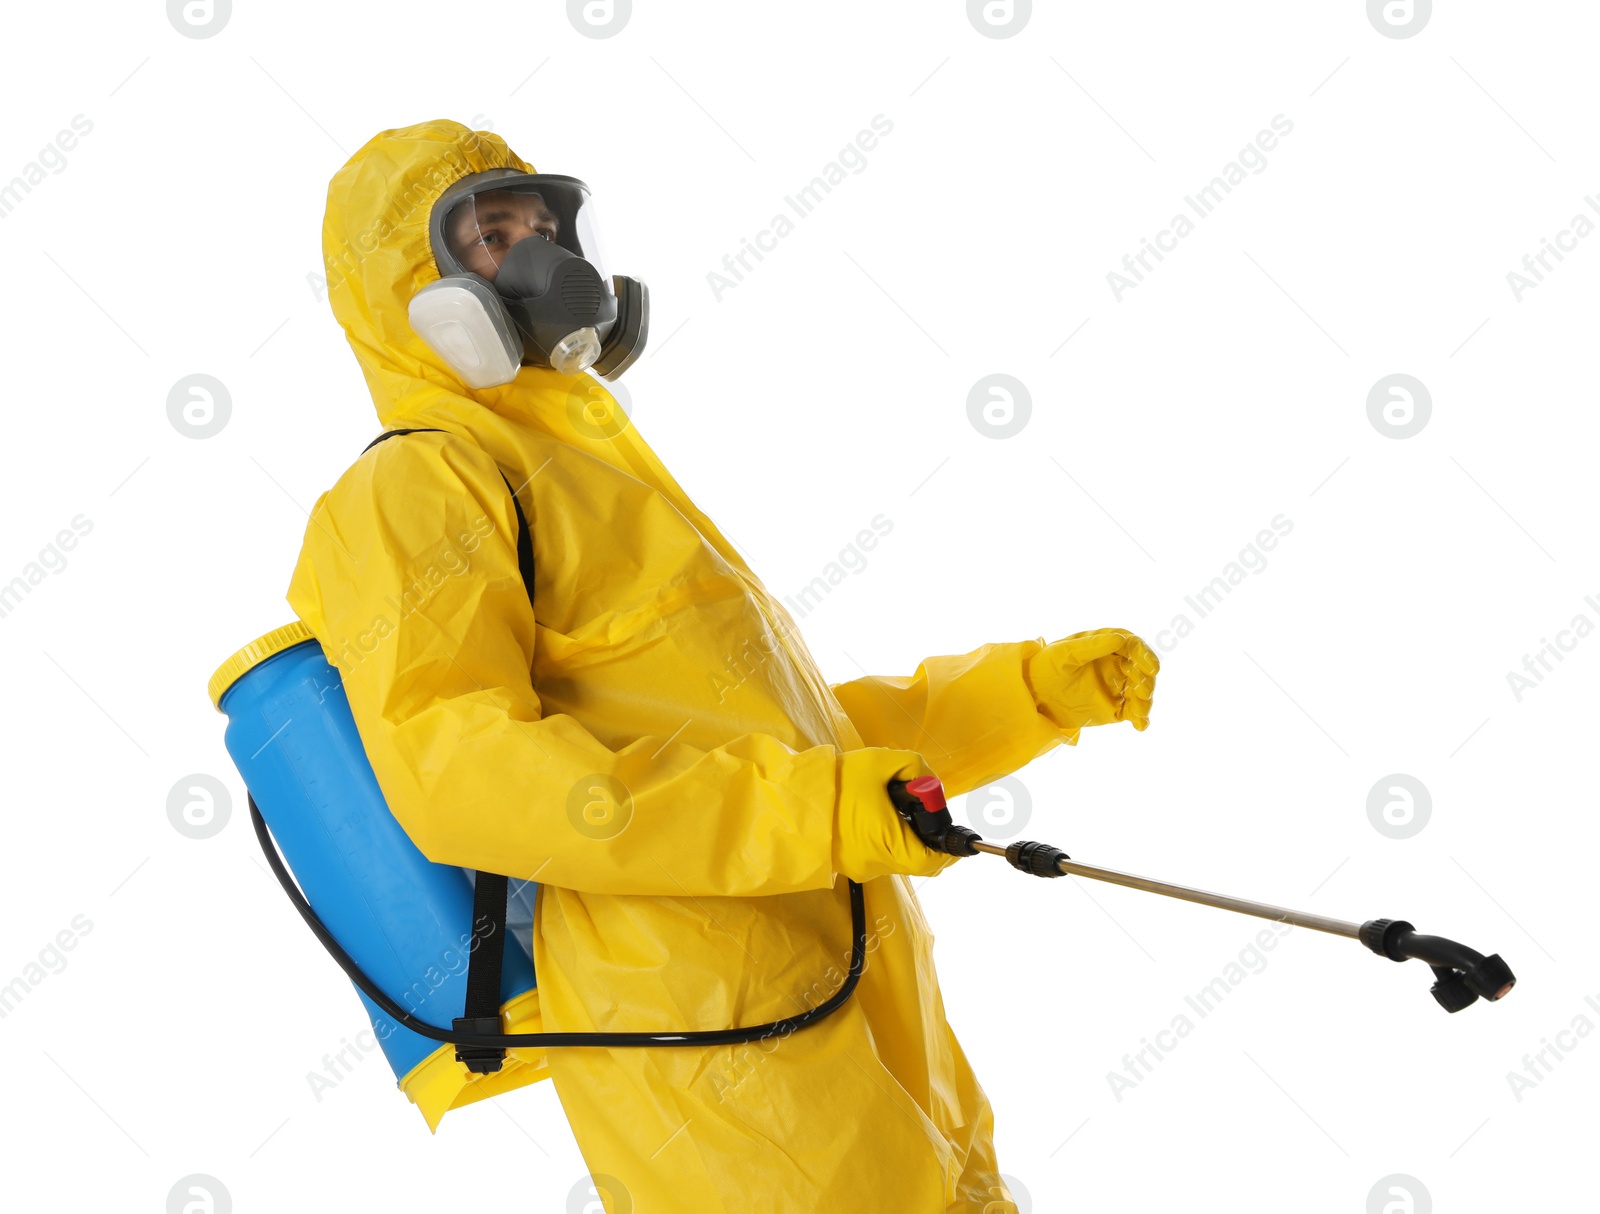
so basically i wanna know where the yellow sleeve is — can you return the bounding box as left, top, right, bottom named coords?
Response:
left=828, top=640, right=1072, bottom=797
left=285, top=431, right=850, bottom=898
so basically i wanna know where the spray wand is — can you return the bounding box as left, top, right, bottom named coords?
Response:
left=888, top=777, right=1516, bottom=1013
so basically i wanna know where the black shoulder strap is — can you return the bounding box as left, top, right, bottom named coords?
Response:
left=361, top=426, right=445, bottom=453
left=454, top=871, right=511, bottom=1072
left=504, top=470, right=536, bottom=610
left=362, top=426, right=529, bottom=1073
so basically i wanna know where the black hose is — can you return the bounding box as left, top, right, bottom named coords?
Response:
left=249, top=795, right=867, bottom=1050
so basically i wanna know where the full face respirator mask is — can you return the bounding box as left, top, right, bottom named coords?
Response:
left=408, top=169, right=649, bottom=388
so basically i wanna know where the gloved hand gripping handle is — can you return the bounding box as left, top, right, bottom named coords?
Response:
left=888, top=777, right=1068, bottom=875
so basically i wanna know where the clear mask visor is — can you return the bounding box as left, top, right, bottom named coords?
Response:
left=436, top=174, right=611, bottom=289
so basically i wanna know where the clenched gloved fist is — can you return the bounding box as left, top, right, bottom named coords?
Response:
left=1026, top=628, right=1159, bottom=742
left=834, top=749, right=965, bottom=883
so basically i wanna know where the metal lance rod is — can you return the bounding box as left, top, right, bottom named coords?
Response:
left=887, top=776, right=1513, bottom=1012
left=968, top=841, right=1362, bottom=938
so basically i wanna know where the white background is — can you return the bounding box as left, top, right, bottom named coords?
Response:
left=0, top=1, right=1594, bottom=1210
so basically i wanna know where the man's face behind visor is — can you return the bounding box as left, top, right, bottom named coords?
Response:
left=445, top=190, right=561, bottom=283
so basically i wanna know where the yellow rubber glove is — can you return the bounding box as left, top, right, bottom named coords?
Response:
left=834, top=749, right=963, bottom=883
left=1025, top=628, right=1159, bottom=743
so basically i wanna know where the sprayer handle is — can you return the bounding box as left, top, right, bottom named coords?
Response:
left=887, top=777, right=981, bottom=857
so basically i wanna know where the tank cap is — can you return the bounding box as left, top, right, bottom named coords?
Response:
left=207, top=621, right=317, bottom=711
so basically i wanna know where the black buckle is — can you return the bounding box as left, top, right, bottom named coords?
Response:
left=452, top=1016, right=507, bottom=1074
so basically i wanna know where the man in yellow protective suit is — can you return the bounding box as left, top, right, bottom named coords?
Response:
left=287, top=119, right=1159, bottom=1213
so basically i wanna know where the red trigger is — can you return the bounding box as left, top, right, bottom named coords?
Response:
left=905, top=775, right=947, bottom=813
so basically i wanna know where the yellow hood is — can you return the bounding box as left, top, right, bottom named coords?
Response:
left=321, top=118, right=535, bottom=429
left=320, top=117, right=757, bottom=582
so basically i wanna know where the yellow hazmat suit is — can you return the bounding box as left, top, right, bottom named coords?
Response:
left=287, top=120, right=1156, bottom=1213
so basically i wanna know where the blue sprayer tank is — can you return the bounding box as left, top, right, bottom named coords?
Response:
left=208, top=623, right=540, bottom=1117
